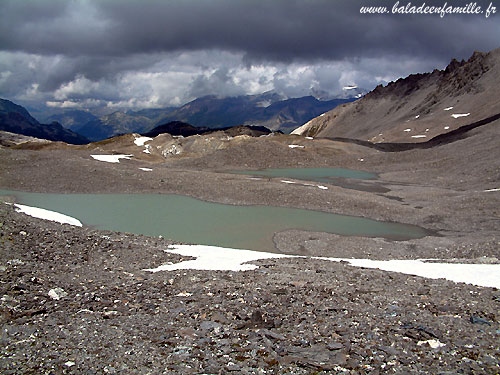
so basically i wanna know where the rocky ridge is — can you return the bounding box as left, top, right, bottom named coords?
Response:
left=292, top=48, right=500, bottom=143
left=0, top=99, right=89, bottom=145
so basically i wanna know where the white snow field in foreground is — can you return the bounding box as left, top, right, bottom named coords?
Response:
left=91, top=154, right=133, bottom=163
left=14, top=204, right=82, bottom=227
left=145, top=245, right=500, bottom=288
left=319, top=258, right=500, bottom=289
left=144, top=245, right=291, bottom=272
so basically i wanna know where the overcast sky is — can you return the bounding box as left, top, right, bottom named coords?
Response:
left=0, top=0, right=499, bottom=110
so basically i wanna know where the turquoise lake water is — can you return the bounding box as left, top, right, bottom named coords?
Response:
left=1, top=189, right=428, bottom=252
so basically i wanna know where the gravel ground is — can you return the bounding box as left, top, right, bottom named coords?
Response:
left=0, top=123, right=499, bottom=373
left=1, top=205, right=499, bottom=374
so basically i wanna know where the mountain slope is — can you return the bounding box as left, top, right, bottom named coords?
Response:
left=74, top=111, right=154, bottom=141
left=292, top=48, right=500, bottom=143
left=254, top=96, right=352, bottom=131
left=44, top=109, right=98, bottom=131
left=67, top=93, right=353, bottom=142
left=155, top=93, right=353, bottom=133
left=0, top=99, right=89, bottom=145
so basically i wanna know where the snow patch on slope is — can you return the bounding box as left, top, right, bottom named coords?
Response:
left=144, top=245, right=290, bottom=272
left=451, top=113, right=470, bottom=119
left=134, top=136, right=153, bottom=146
left=323, top=258, right=500, bottom=289
left=144, top=245, right=500, bottom=288
left=13, top=204, right=82, bottom=227
left=291, top=120, right=314, bottom=135
left=91, top=154, right=133, bottom=163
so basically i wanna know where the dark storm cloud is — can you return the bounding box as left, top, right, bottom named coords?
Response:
left=1, top=0, right=498, bottom=62
left=1, top=0, right=499, bottom=108
left=36, top=53, right=166, bottom=92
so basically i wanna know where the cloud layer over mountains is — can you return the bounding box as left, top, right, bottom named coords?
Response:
left=1, top=0, right=499, bottom=109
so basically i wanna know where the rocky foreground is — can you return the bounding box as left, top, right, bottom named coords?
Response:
left=0, top=109, right=499, bottom=373
left=1, top=202, right=500, bottom=374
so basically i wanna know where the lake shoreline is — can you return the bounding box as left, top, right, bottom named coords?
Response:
left=0, top=143, right=497, bottom=261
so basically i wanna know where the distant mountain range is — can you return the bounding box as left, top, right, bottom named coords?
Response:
left=0, top=99, right=88, bottom=145
left=0, top=98, right=278, bottom=144
left=45, top=109, right=99, bottom=130
left=151, top=93, right=353, bottom=133
left=71, top=111, right=154, bottom=141
left=292, top=48, right=500, bottom=143
left=28, top=92, right=356, bottom=142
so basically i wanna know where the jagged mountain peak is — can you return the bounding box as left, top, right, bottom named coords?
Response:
left=293, top=47, right=500, bottom=143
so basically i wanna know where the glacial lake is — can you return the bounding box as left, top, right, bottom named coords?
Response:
left=1, top=190, right=429, bottom=252
left=230, top=167, right=377, bottom=183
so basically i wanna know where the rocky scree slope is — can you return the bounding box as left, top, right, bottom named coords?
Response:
left=293, top=48, right=500, bottom=143
left=1, top=204, right=499, bottom=374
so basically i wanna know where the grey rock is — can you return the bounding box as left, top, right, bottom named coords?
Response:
left=200, top=321, right=223, bottom=332
left=257, top=328, right=285, bottom=341
left=48, top=287, right=67, bottom=300
left=327, top=342, right=344, bottom=351
left=470, top=315, right=492, bottom=325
